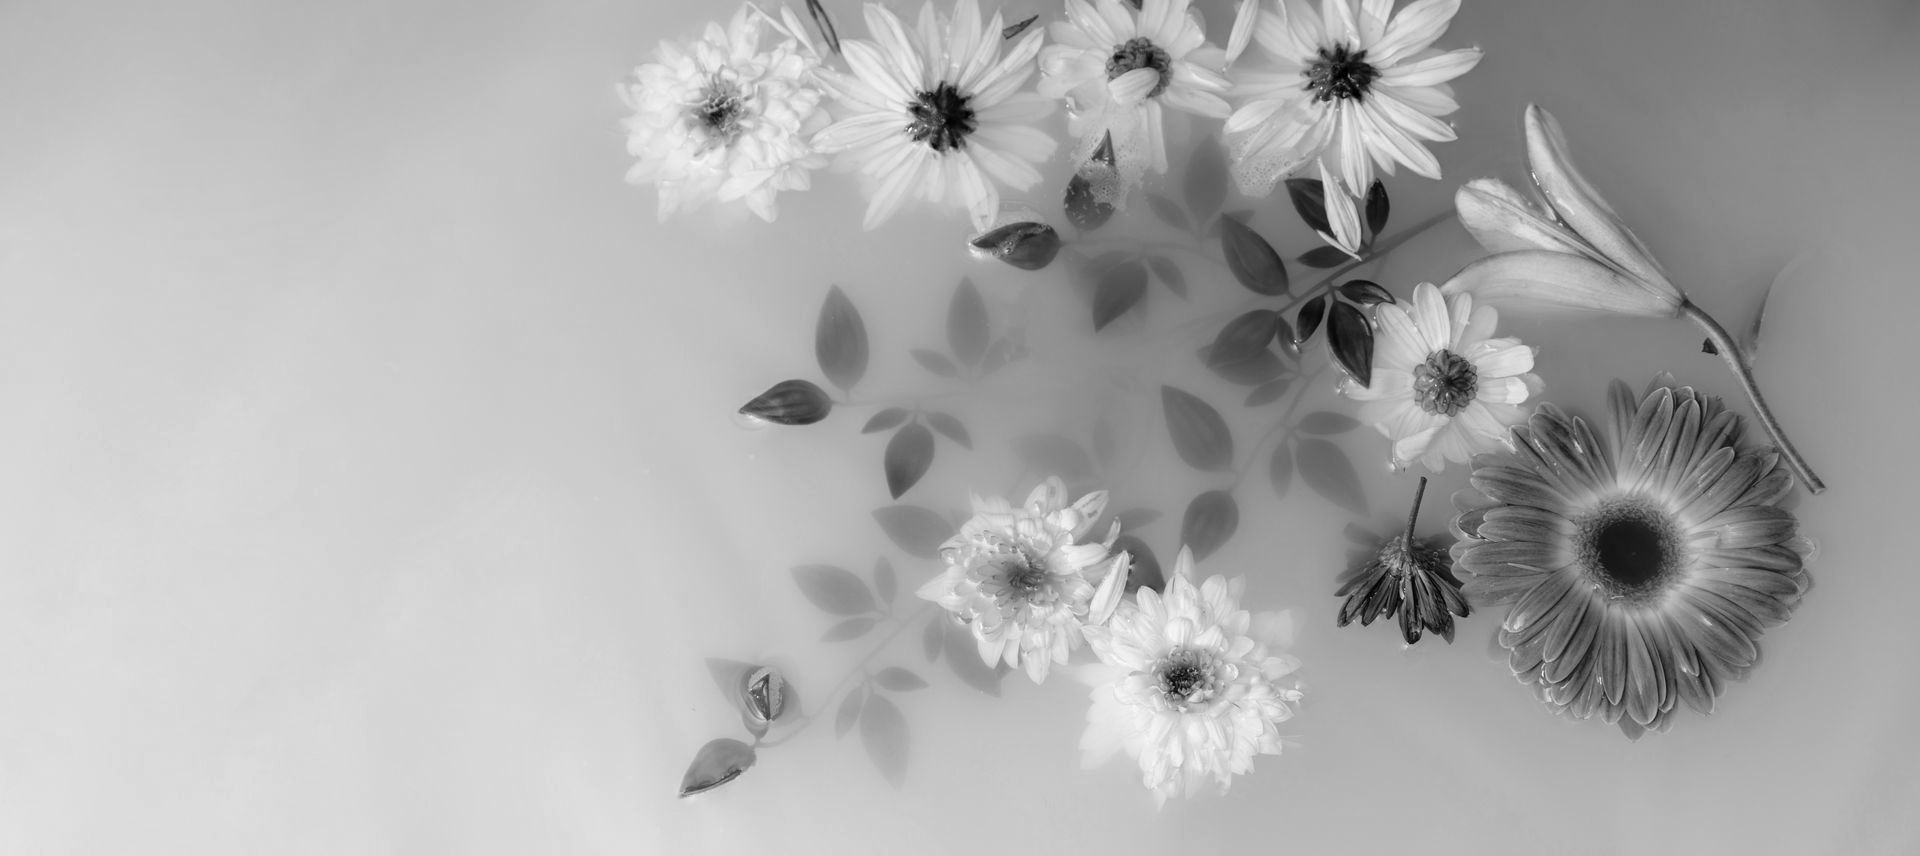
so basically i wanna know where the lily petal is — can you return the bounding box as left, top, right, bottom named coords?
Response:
left=1443, top=250, right=1683, bottom=319
left=1455, top=178, right=1594, bottom=259
left=1523, top=105, right=1682, bottom=304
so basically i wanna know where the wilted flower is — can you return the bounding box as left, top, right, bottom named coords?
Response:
left=1337, top=477, right=1470, bottom=644
left=1451, top=378, right=1812, bottom=739
left=917, top=478, right=1129, bottom=683
left=622, top=4, right=829, bottom=221
left=812, top=0, right=1057, bottom=230
left=1341, top=282, right=1541, bottom=471
left=1081, top=547, right=1303, bottom=805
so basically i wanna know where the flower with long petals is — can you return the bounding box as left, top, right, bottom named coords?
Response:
left=1341, top=281, right=1542, bottom=470
left=1081, top=547, right=1302, bottom=804
left=1223, top=0, right=1481, bottom=202
left=1038, top=0, right=1232, bottom=196
left=622, top=5, right=829, bottom=221
left=1450, top=378, right=1812, bottom=739
left=812, top=0, right=1057, bottom=230
left=917, top=478, right=1129, bottom=683
left=1336, top=477, right=1470, bottom=643
left=1445, top=104, right=1681, bottom=317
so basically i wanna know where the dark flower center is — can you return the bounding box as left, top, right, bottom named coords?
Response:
left=1004, top=560, right=1049, bottom=595
left=1413, top=349, right=1478, bottom=416
left=692, top=77, right=747, bottom=145
left=1106, top=37, right=1172, bottom=99
left=1155, top=649, right=1217, bottom=709
left=907, top=82, right=977, bottom=153
left=1302, top=44, right=1379, bottom=103
left=1579, top=501, right=1681, bottom=597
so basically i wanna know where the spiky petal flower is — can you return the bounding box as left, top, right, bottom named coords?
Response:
left=1081, top=547, right=1303, bottom=805
left=621, top=4, right=829, bottom=221
left=1450, top=378, right=1812, bottom=739
left=917, top=478, right=1129, bottom=684
left=812, top=0, right=1057, bottom=230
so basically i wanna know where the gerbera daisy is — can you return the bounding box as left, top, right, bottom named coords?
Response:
left=916, top=478, right=1129, bottom=684
left=1081, top=547, right=1303, bottom=804
left=1222, top=0, right=1481, bottom=199
left=812, top=0, right=1057, bottom=230
left=1450, top=378, right=1812, bottom=739
left=1341, top=281, right=1542, bottom=471
left=1336, top=477, right=1470, bottom=644
left=622, top=4, right=829, bottom=221
left=1037, top=0, right=1231, bottom=196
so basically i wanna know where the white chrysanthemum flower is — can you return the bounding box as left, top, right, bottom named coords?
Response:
left=812, top=0, right=1058, bottom=231
left=1081, top=547, right=1302, bottom=805
left=1341, top=281, right=1541, bottom=471
left=1038, top=0, right=1231, bottom=195
left=621, top=5, right=829, bottom=221
left=1223, top=0, right=1481, bottom=198
left=916, top=478, right=1130, bottom=684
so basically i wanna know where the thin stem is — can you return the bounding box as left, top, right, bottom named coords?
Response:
left=1402, top=476, right=1428, bottom=545
left=1679, top=300, right=1826, bottom=494
left=758, top=604, right=936, bottom=747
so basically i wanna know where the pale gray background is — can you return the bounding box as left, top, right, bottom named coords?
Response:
left=2, top=0, right=1917, bottom=853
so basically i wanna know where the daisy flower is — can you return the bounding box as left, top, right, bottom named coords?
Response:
left=621, top=4, right=829, bottom=221
left=916, top=478, right=1130, bottom=684
left=1081, top=547, right=1303, bottom=804
left=1341, top=281, right=1542, bottom=471
left=1451, top=378, right=1812, bottom=739
left=1223, top=0, right=1481, bottom=201
left=1038, top=0, right=1231, bottom=196
left=812, top=0, right=1057, bottom=230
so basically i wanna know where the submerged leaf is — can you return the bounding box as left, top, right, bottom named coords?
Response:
left=1018, top=434, right=1095, bottom=481
left=1326, top=301, right=1375, bottom=387
left=1146, top=256, right=1187, bottom=298
left=942, top=619, right=1004, bottom=695
left=1201, top=346, right=1285, bottom=386
left=1246, top=376, right=1292, bottom=407
left=1161, top=386, right=1234, bottom=471
left=823, top=616, right=879, bottom=641
left=836, top=683, right=866, bottom=737
left=1181, top=490, right=1240, bottom=561
left=873, top=505, right=954, bottom=558
left=740, top=379, right=833, bottom=426
left=925, top=411, right=971, bottom=448
left=1338, top=279, right=1394, bottom=305
left=679, top=738, right=756, bottom=798
left=1115, top=534, right=1163, bottom=593
left=884, top=423, right=936, bottom=498
left=1268, top=443, right=1294, bottom=498
left=793, top=564, right=878, bottom=615
left=874, top=667, right=928, bottom=691
left=1147, top=193, right=1190, bottom=231
left=862, top=407, right=910, bottom=433
left=859, top=693, right=910, bottom=788
left=1297, top=437, right=1367, bottom=515
left=1298, top=245, right=1349, bottom=269
left=816, top=286, right=868, bottom=390
left=921, top=616, right=944, bottom=662
left=911, top=348, right=960, bottom=378
left=1002, top=12, right=1038, bottom=38
left=1207, top=310, right=1281, bottom=367
left=1299, top=411, right=1361, bottom=434
left=1284, top=178, right=1331, bottom=236
left=873, top=557, right=896, bottom=605
left=1093, top=259, right=1149, bottom=330
left=1219, top=215, right=1290, bottom=295
left=947, top=278, right=989, bottom=365
left=1184, top=138, right=1229, bottom=223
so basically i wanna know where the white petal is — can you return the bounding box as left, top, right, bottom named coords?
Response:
left=1442, top=250, right=1683, bottom=318
left=1225, top=0, right=1260, bottom=65
left=1379, top=47, right=1482, bottom=89
left=1454, top=178, right=1594, bottom=257
left=1524, top=104, right=1681, bottom=301
left=1370, top=0, right=1461, bottom=66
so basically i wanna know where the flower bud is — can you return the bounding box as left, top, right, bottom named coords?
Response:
left=678, top=738, right=756, bottom=798
left=738, top=379, right=833, bottom=426
left=968, top=221, right=1062, bottom=271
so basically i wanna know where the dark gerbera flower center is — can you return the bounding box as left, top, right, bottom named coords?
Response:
left=1413, top=349, right=1478, bottom=416
left=692, top=77, right=748, bottom=145
left=907, top=82, right=977, bottom=153
left=1302, top=44, right=1379, bottom=103
left=1106, top=37, right=1172, bottom=98
left=1579, top=500, right=1682, bottom=598
left=1155, top=649, right=1218, bottom=710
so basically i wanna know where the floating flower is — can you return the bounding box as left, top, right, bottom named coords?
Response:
left=1446, top=103, right=1826, bottom=493
left=1222, top=0, right=1481, bottom=205
left=1038, top=0, right=1231, bottom=196
left=812, top=0, right=1057, bottom=230
left=1337, top=477, right=1470, bottom=644
left=1081, top=547, right=1302, bottom=805
left=917, top=478, right=1129, bottom=683
left=1450, top=378, right=1812, bottom=739
left=1340, top=281, right=1541, bottom=471
left=622, top=4, right=829, bottom=221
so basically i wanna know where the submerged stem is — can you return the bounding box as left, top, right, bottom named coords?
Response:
left=1679, top=300, right=1826, bottom=495
left=1402, top=476, right=1428, bottom=545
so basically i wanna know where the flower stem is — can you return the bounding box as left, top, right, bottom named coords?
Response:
left=1402, top=476, right=1428, bottom=545
left=757, top=604, right=935, bottom=748
left=1679, top=300, right=1826, bottom=494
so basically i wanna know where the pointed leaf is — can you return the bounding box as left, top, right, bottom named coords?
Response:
left=1338, top=279, right=1394, bottom=305
left=1298, top=245, right=1350, bottom=269
left=911, top=348, right=959, bottom=378
left=970, top=221, right=1061, bottom=270
left=793, top=564, right=877, bottom=615
left=859, top=693, right=910, bottom=788
left=921, top=616, right=944, bottom=662
left=1297, top=437, right=1367, bottom=515
left=1017, top=434, right=1094, bottom=481
left=943, top=621, right=1004, bottom=696
left=924, top=411, right=971, bottom=449
left=1093, top=259, right=1149, bottom=330
left=816, top=286, right=868, bottom=390
left=679, top=738, right=756, bottom=798
left=873, top=505, right=954, bottom=558
left=1246, top=376, right=1292, bottom=407
left=1161, top=386, right=1234, bottom=470
left=740, top=379, right=833, bottom=426
left=873, top=557, right=896, bottom=605
left=1115, top=534, right=1163, bottom=593
left=862, top=407, right=910, bottom=433
left=835, top=683, right=867, bottom=737
left=874, top=667, right=928, bottom=691
left=1146, top=256, right=1187, bottom=299
left=1219, top=215, right=1290, bottom=295
left=1326, top=301, right=1375, bottom=387
left=823, top=616, right=879, bottom=641
left=1002, top=12, right=1038, bottom=38
left=1365, top=180, right=1389, bottom=236
left=1207, top=309, right=1281, bottom=367
left=948, top=278, right=989, bottom=366
left=1147, top=194, right=1190, bottom=231
left=884, top=423, right=936, bottom=498
left=1295, top=295, right=1327, bottom=344
left=1299, top=411, right=1361, bottom=434
left=1284, top=178, right=1331, bottom=235
left=1268, top=443, right=1294, bottom=498
left=1181, top=490, right=1240, bottom=562
left=1185, top=138, right=1229, bottom=222
left=1065, top=172, right=1115, bottom=231
left=1199, top=346, right=1285, bottom=386
left=1115, top=508, right=1162, bottom=531
left=704, top=658, right=758, bottom=713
